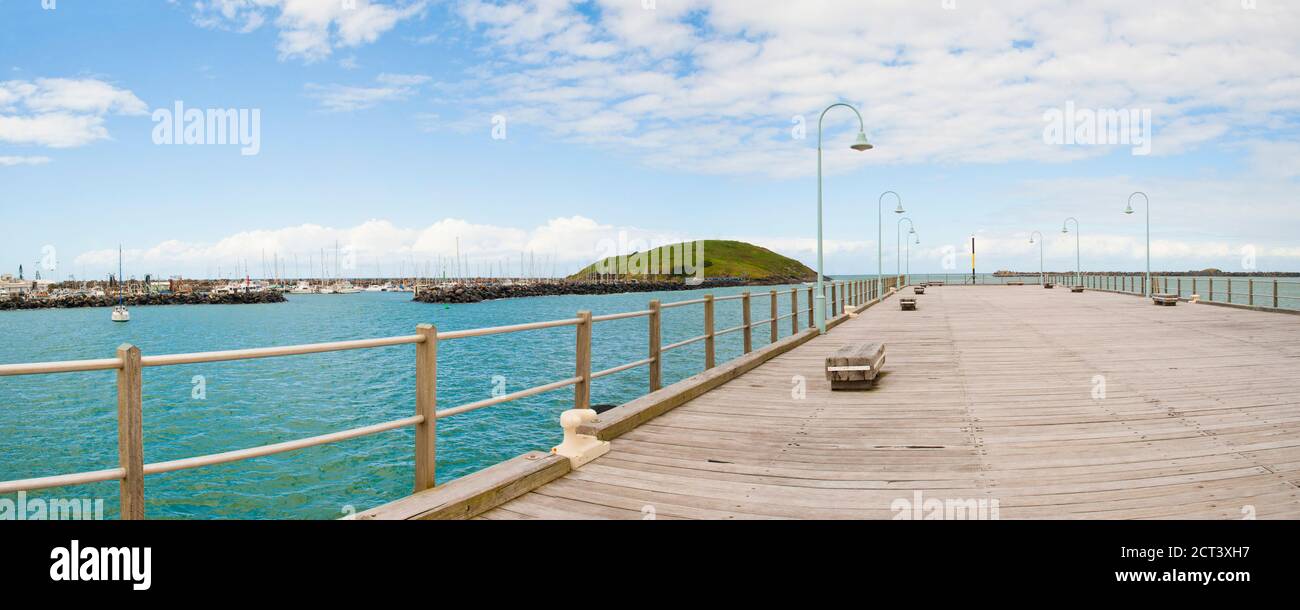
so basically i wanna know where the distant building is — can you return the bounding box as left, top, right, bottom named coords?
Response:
left=0, top=274, right=53, bottom=297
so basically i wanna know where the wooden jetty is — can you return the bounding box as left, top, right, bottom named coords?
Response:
left=4, top=276, right=1299, bottom=520
left=371, top=284, right=1300, bottom=520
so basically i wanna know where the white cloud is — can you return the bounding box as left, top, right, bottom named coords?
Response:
left=0, top=155, right=52, bottom=166
left=67, top=213, right=1300, bottom=280
left=0, top=113, right=108, bottom=148
left=192, top=0, right=428, bottom=63
left=0, top=78, right=145, bottom=149
left=1246, top=140, right=1300, bottom=180
left=191, top=0, right=268, bottom=33
left=16, top=77, right=149, bottom=115
left=71, top=216, right=686, bottom=278
left=306, top=72, right=431, bottom=112
left=413, top=111, right=440, bottom=132
left=447, top=0, right=1300, bottom=176
left=376, top=72, right=431, bottom=86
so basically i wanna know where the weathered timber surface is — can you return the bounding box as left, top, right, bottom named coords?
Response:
left=825, top=342, right=885, bottom=391
left=481, top=286, right=1300, bottom=519
left=359, top=452, right=569, bottom=520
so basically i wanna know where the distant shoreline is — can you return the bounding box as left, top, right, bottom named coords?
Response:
left=413, top=277, right=810, bottom=304
left=0, top=291, right=286, bottom=311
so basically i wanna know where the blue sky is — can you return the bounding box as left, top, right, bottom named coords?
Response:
left=2, top=0, right=1298, bottom=281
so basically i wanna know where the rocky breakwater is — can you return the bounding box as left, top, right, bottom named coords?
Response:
left=0, top=291, right=287, bottom=311
left=414, top=278, right=754, bottom=304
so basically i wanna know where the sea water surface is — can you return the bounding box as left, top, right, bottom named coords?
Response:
left=1, top=283, right=816, bottom=519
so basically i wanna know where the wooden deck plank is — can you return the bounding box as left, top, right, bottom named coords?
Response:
left=483, top=286, right=1300, bottom=519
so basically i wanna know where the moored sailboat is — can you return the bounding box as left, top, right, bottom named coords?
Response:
left=112, top=245, right=130, bottom=322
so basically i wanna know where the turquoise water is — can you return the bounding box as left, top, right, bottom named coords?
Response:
left=0, top=283, right=818, bottom=519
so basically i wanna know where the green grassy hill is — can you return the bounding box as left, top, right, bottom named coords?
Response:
left=568, top=240, right=816, bottom=283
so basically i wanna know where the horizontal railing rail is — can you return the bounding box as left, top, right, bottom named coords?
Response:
left=0, top=278, right=894, bottom=518
left=1069, top=273, right=1300, bottom=310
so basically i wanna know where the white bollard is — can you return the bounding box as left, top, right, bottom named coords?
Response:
left=552, top=408, right=610, bottom=468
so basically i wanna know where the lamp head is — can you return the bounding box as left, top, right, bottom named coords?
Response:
left=1061, top=226, right=1069, bottom=234
left=909, top=227, right=915, bottom=234
left=851, top=132, right=873, bottom=151
left=1123, top=203, right=1134, bottom=214
left=894, top=202, right=905, bottom=214
left=1029, top=236, right=1035, bottom=244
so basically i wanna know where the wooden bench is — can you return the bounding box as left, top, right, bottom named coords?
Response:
left=1007, top=281, right=1025, bottom=286
left=913, top=286, right=925, bottom=295
left=900, top=298, right=917, bottom=311
left=1152, top=293, right=1178, bottom=306
left=1043, top=283, right=1054, bottom=289
left=825, top=343, right=886, bottom=391
left=1071, top=286, right=1084, bottom=293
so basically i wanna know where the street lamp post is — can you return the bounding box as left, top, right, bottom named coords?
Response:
left=1061, top=217, right=1080, bottom=287
left=907, top=232, right=919, bottom=279
left=815, top=103, right=873, bottom=334
left=1124, top=192, right=1151, bottom=297
left=896, top=216, right=914, bottom=284
left=1029, top=231, right=1044, bottom=287
left=879, top=191, right=904, bottom=297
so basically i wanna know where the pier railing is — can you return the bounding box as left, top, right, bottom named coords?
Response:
left=1039, top=273, right=1299, bottom=310
left=0, top=277, right=895, bottom=519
